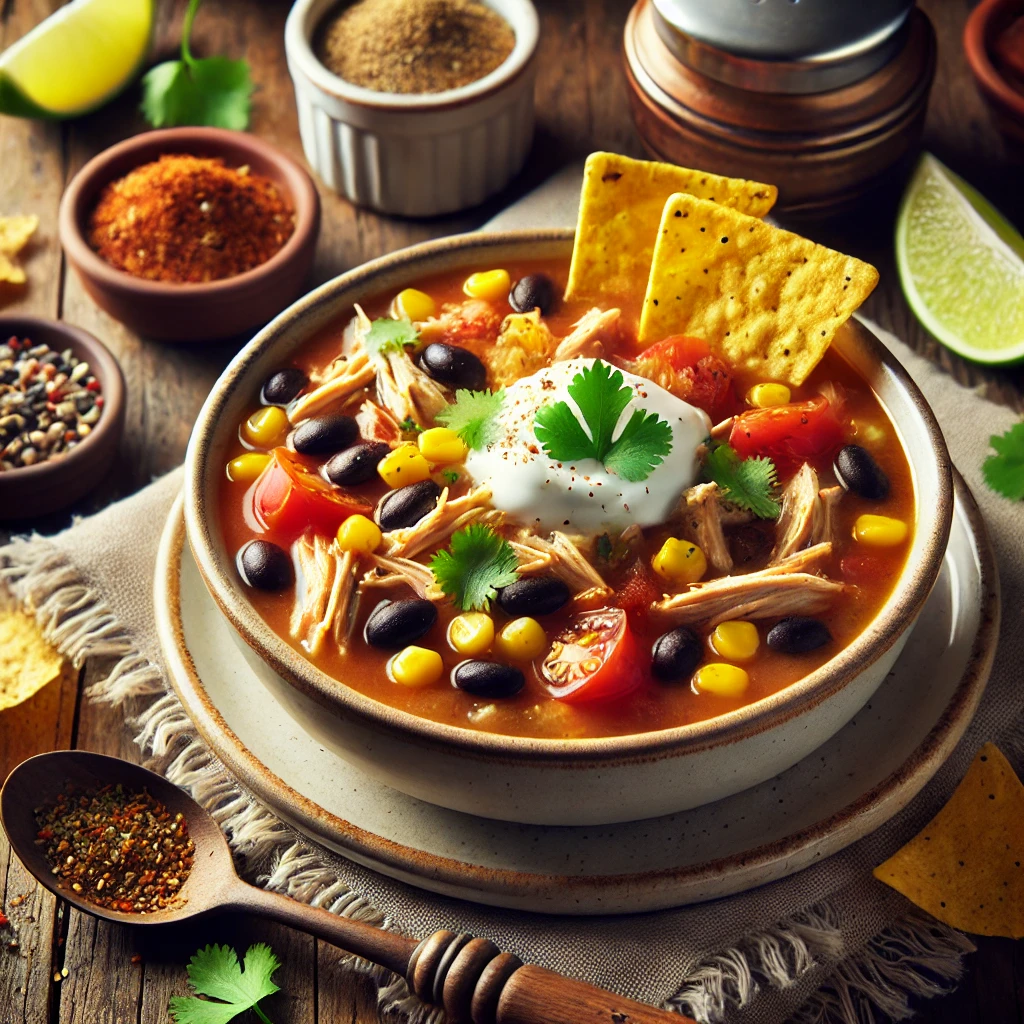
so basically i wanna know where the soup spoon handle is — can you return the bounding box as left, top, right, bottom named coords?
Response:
left=230, top=879, right=697, bottom=1024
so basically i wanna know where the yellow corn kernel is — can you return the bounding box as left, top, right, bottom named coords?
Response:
left=652, top=538, right=707, bottom=584
left=225, top=452, right=271, bottom=483
left=336, top=514, right=382, bottom=554
left=447, top=612, right=495, bottom=657
left=495, top=617, right=547, bottom=662
left=748, top=383, right=791, bottom=408
left=241, top=406, right=289, bottom=448
left=388, top=646, right=444, bottom=687
left=694, top=663, right=750, bottom=698
left=378, top=443, right=432, bottom=488
left=393, top=287, right=436, bottom=322
left=463, top=269, right=511, bottom=303
left=710, top=620, right=760, bottom=661
left=418, top=427, right=468, bottom=465
left=853, top=514, right=908, bottom=548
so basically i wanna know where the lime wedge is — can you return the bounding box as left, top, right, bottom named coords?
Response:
left=896, top=153, right=1024, bottom=365
left=0, top=0, right=153, bottom=119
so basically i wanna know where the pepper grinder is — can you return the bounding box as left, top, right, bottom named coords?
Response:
left=623, top=0, right=937, bottom=216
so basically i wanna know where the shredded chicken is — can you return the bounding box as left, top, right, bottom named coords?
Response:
left=509, top=530, right=613, bottom=602
left=812, top=486, right=843, bottom=547
left=710, top=416, right=734, bottom=441
left=416, top=299, right=503, bottom=346
left=681, top=482, right=734, bottom=573
left=288, top=350, right=374, bottom=423
left=552, top=307, right=621, bottom=362
left=770, top=463, right=820, bottom=564
left=355, top=399, right=403, bottom=445
left=361, top=555, right=444, bottom=602
left=382, top=486, right=501, bottom=558
left=485, top=310, right=556, bottom=387
left=291, top=536, right=359, bottom=655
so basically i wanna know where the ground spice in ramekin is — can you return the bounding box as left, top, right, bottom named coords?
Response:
left=35, top=785, right=194, bottom=914
left=87, top=155, right=295, bottom=285
left=318, top=0, right=516, bottom=94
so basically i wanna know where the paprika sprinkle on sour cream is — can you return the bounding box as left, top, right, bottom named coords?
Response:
left=87, top=155, right=295, bottom=285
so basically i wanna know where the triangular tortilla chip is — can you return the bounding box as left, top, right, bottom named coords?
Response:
left=873, top=743, right=1024, bottom=938
left=638, top=193, right=878, bottom=386
left=0, top=213, right=38, bottom=286
left=565, top=153, right=776, bottom=304
left=0, top=606, right=64, bottom=710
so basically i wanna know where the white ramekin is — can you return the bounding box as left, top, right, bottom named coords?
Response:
left=284, top=0, right=539, bottom=217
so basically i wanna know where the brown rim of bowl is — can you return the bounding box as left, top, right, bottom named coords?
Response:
left=160, top=472, right=996, bottom=908
left=58, top=128, right=320, bottom=299
left=0, top=316, right=125, bottom=485
left=964, top=0, right=1024, bottom=119
left=184, top=228, right=954, bottom=766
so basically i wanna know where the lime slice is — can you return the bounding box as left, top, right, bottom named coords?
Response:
left=896, top=153, right=1024, bottom=365
left=0, top=0, right=153, bottom=119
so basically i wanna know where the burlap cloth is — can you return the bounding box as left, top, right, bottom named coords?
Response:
left=3, top=167, right=1022, bottom=1024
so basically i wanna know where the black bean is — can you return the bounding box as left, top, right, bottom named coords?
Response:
left=509, top=273, right=555, bottom=315
left=290, top=414, right=358, bottom=455
left=237, top=540, right=293, bottom=591
left=419, top=343, right=487, bottom=391
left=651, top=627, right=703, bottom=682
left=376, top=479, right=442, bottom=531
left=497, top=576, right=570, bottom=617
left=324, top=441, right=391, bottom=486
left=364, top=598, right=438, bottom=649
left=453, top=660, right=525, bottom=699
left=261, top=368, right=307, bottom=406
left=834, top=444, right=890, bottom=501
left=767, top=617, right=832, bottom=655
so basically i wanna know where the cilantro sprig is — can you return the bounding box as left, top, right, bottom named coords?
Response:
left=142, top=0, right=253, bottom=130
left=429, top=524, right=519, bottom=611
left=703, top=443, right=780, bottom=519
left=983, top=422, right=1024, bottom=501
left=169, top=943, right=280, bottom=1024
left=533, top=361, right=673, bottom=483
left=365, top=318, right=420, bottom=361
left=435, top=388, right=505, bottom=450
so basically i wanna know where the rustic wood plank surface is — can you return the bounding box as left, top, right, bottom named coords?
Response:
left=0, top=1, right=1021, bottom=1022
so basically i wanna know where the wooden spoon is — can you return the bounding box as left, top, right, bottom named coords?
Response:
left=2, top=751, right=698, bottom=1024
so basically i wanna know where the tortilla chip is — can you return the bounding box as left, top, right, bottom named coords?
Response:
left=0, top=213, right=38, bottom=286
left=873, top=743, right=1024, bottom=938
left=0, top=606, right=64, bottom=710
left=638, top=193, right=879, bottom=386
left=565, top=153, right=777, bottom=303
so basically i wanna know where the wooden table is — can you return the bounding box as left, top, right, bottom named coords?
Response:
left=1, top=1, right=1021, bottom=1021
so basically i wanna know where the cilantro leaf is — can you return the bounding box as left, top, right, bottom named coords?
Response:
left=703, top=443, right=780, bottom=519
left=534, top=360, right=673, bottom=482
left=365, top=318, right=420, bottom=361
left=441, top=468, right=460, bottom=484
left=429, top=524, right=519, bottom=611
left=169, top=943, right=280, bottom=1024
left=983, top=422, right=1024, bottom=501
left=435, top=388, right=505, bottom=450
left=141, top=1, right=252, bottom=130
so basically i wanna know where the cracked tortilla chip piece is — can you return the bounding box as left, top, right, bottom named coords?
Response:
left=638, top=193, right=879, bottom=386
left=873, top=743, right=1024, bottom=938
left=565, top=153, right=777, bottom=304
left=0, top=605, right=64, bottom=710
left=0, top=213, right=39, bottom=285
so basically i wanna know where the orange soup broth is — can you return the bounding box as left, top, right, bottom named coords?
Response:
left=218, top=258, right=915, bottom=740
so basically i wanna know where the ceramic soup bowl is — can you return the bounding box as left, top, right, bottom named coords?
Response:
left=184, top=231, right=953, bottom=826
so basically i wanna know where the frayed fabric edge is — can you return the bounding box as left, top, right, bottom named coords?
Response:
left=0, top=535, right=975, bottom=1024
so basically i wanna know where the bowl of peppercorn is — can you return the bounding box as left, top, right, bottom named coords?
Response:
left=58, top=128, right=321, bottom=343
left=0, top=317, right=126, bottom=520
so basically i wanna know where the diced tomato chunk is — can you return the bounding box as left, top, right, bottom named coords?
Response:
left=252, top=448, right=372, bottom=541
left=634, top=335, right=737, bottom=421
left=729, top=397, right=847, bottom=475
left=614, top=559, right=662, bottom=625
left=636, top=335, right=711, bottom=371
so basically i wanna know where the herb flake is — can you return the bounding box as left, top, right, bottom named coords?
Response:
left=703, top=443, right=780, bottom=519
left=365, top=318, right=419, bottom=361
left=435, top=388, right=505, bottom=450
left=429, top=524, right=519, bottom=611
left=983, top=422, right=1024, bottom=501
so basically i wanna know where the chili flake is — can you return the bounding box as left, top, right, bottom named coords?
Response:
left=34, top=785, right=194, bottom=914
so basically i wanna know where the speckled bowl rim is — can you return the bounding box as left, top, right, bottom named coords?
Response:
left=58, top=127, right=320, bottom=300
left=161, top=472, right=994, bottom=909
left=0, top=316, right=125, bottom=490
left=184, top=228, right=954, bottom=765
left=964, top=0, right=1024, bottom=121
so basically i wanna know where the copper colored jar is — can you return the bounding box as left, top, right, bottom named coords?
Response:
left=623, top=0, right=937, bottom=217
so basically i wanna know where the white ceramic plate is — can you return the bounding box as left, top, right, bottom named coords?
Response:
left=156, top=474, right=997, bottom=915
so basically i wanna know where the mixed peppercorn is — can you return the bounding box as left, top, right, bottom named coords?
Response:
left=34, top=785, right=194, bottom=914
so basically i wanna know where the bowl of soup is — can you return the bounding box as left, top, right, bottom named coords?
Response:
left=184, top=191, right=952, bottom=825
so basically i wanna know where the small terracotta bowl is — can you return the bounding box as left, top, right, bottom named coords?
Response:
left=965, top=0, right=1024, bottom=146
left=0, top=316, right=125, bottom=520
left=58, top=128, right=321, bottom=342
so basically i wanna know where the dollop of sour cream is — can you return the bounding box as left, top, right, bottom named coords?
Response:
left=464, top=358, right=711, bottom=535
